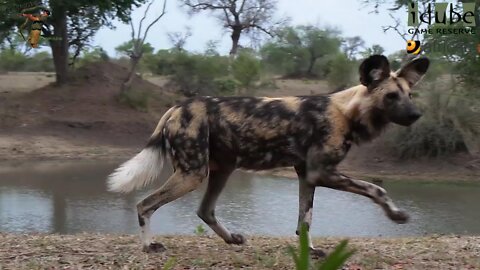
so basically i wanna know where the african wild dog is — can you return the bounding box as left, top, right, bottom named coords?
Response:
left=108, top=55, right=429, bottom=255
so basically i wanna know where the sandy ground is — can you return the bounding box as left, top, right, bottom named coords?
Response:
left=0, top=71, right=479, bottom=270
left=0, top=134, right=136, bottom=162
left=0, top=233, right=479, bottom=269
left=0, top=72, right=55, bottom=93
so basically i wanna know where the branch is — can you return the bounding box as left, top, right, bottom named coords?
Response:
left=382, top=13, right=408, bottom=42
left=238, top=0, right=247, bottom=13
left=222, top=8, right=232, bottom=26
left=129, top=19, right=135, bottom=43
left=246, top=23, right=273, bottom=37
left=185, top=2, right=229, bottom=10
left=138, top=0, right=155, bottom=40
left=141, top=0, right=167, bottom=43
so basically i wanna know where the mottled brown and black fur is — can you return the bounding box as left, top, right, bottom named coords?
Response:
left=108, top=55, right=430, bottom=255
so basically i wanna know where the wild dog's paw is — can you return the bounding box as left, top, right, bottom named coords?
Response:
left=310, top=248, right=327, bottom=258
left=226, top=233, right=246, bottom=245
left=389, top=210, right=410, bottom=224
left=143, top=242, right=166, bottom=253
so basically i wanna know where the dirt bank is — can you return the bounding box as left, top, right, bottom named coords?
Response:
left=0, top=233, right=479, bottom=269
left=0, top=63, right=478, bottom=181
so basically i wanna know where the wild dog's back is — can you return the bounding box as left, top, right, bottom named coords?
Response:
left=163, top=95, right=334, bottom=170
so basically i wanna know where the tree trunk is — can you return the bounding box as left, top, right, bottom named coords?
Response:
left=49, top=3, right=69, bottom=85
left=475, top=2, right=479, bottom=42
left=121, top=56, right=141, bottom=94
left=306, top=57, right=317, bottom=77
left=230, top=28, right=241, bottom=57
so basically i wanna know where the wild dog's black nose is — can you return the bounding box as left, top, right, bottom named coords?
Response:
left=408, top=111, right=422, bottom=122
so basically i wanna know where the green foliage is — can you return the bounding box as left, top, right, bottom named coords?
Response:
left=0, top=48, right=29, bottom=71
left=162, top=257, right=176, bottom=270
left=28, top=51, right=55, bottom=71
left=0, top=0, right=148, bottom=84
left=342, top=36, right=365, bottom=60
left=115, top=40, right=155, bottom=57
left=326, top=53, right=356, bottom=90
left=361, top=44, right=385, bottom=58
left=214, top=78, right=239, bottom=96
left=148, top=49, right=232, bottom=96
left=115, top=40, right=155, bottom=73
left=386, top=84, right=480, bottom=158
left=194, top=224, right=206, bottom=236
left=232, top=51, right=261, bottom=88
left=318, top=241, right=355, bottom=270
left=0, top=46, right=54, bottom=72
left=288, top=224, right=310, bottom=269
left=261, top=25, right=342, bottom=78
left=77, top=47, right=109, bottom=67
left=422, top=20, right=480, bottom=88
left=289, top=224, right=354, bottom=270
left=118, top=87, right=150, bottom=111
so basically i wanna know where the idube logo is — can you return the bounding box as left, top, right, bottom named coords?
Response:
left=407, top=40, right=421, bottom=54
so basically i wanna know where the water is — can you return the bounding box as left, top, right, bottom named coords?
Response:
left=1, top=161, right=479, bottom=237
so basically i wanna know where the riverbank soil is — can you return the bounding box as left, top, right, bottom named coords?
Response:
left=0, top=64, right=479, bottom=180
left=0, top=234, right=479, bottom=269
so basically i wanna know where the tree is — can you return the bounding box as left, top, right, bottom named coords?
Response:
left=120, top=0, right=167, bottom=94
left=68, top=6, right=109, bottom=68
left=261, top=26, right=342, bottom=77
left=182, top=0, right=285, bottom=56
left=167, top=27, right=192, bottom=51
left=327, top=53, right=356, bottom=91
left=232, top=50, right=260, bottom=89
left=361, top=44, right=385, bottom=58
left=78, top=46, right=109, bottom=67
left=115, top=40, right=155, bottom=57
left=342, top=36, right=365, bottom=60
left=0, top=0, right=147, bottom=85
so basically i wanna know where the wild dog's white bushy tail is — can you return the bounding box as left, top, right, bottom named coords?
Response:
left=107, top=107, right=175, bottom=193
left=107, top=147, right=164, bottom=193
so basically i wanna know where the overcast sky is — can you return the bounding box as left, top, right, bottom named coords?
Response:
left=93, top=0, right=409, bottom=57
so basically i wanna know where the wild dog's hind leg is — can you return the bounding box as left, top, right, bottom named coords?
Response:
left=294, top=164, right=325, bottom=258
left=197, top=165, right=245, bottom=244
left=137, top=170, right=206, bottom=252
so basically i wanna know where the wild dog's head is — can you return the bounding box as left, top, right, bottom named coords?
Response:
left=359, top=55, right=429, bottom=126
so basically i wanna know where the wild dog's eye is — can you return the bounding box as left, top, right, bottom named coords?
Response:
left=408, top=93, right=413, bottom=99
left=386, top=92, right=399, bottom=100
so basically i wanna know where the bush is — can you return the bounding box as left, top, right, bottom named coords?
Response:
left=232, top=52, right=261, bottom=88
left=27, top=51, right=54, bottom=72
left=326, top=53, right=356, bottom=91
left=77, top=47, right=110, bottom=67
left=149, top=50, right=234, bottom=96
left=214, top=78, right=239, bottom=96
left=118, top=88, right=150, bottom=111
left=386, top=84, right=480, bottom=158
left=0, top=49, right=29, bottom=71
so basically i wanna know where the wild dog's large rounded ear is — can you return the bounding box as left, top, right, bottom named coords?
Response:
left=359, top=55, right=391, bottom=90
left=396, top=57, right=430, bottom=87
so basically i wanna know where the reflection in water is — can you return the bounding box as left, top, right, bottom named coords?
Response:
left=0, top=161, right=480, bottom=237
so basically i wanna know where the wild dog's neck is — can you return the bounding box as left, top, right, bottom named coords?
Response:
left=330, top=85, right=389, bottom=143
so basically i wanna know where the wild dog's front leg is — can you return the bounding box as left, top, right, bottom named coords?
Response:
left=313, top=170, right=408, bottom=223
left=294, top=164, right=326, bottom=258
left=307, top=149, right=409, bottom=224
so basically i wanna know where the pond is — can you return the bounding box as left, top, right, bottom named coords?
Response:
left=1, top=161, right=479, bottom=237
